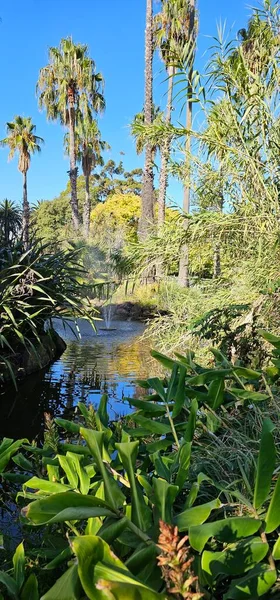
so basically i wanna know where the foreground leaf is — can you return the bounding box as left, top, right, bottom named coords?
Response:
left=189, top=517, right=262, bottom=552
left=223, top=564, right=277, bottom=599
left=175, top=498, right=221, bottom=532
left=41, top=564, right=81, bottom=600
left=253, top=418, right=276, bottom=509
left=22, top=491, right=115, bottom=525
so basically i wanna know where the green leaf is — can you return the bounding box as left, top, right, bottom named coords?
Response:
left=265, top=475, right=280, bottom=533
left=146, top=439, right=173, bottom=453
left=187, top=369, right=231, bottom=386
left=21, top=574, right=39, bottom=600
left=12, top=453, right=33, bottom=472
left=94, top=581, right=163, bottom=599
left=223, top=564, right=277, bottom=599
left=81, top=428, right=124, bottom=509
left=23, top=476, right=71, bottom=495
left=207, top=379, right=224, bottom=410
left=202, top=537, right=269, bottom=578
left=150, top=350, right=175, bottom=370
left=41, top=564, right=81, bottom=600
left=153, top=478, right=179, bottom=523
left=0, top=571, right=18, bottom=598
left=96, top=394, right=109, bottom=427
left=13, top=542, right=25, bottom=590
left=175, top=498, right=221, bottom=532
left=125, top=544, right=158, bottom=575
left=146, top=378, right=166, bottom=401
left=175, top=442, right=192, bottom=490
left=97, top=517, right=128, bottom=544
left=128, top=399, right=166, bottom=415
left=0, top=439, right=27, bottom=472
left=189, top=517, right=262, bottom=552
left=272, top=536, right=280, bottom=559
left=258, top=330, right=280, bottom=348
left=233, top=366, right=261, bottom=380
left=130, top=414, right=170, bottom=435
left=44, top=547, right=72, bottom=570
left=55, top=418, right=80, bottom=434
left=172, top=366, right=187, bottom=418
left=22, top=491, right=115, bottom=525
left=253, top=419, right=276, bottom=509
left=57, top=455, right=79, bottom=489
left=71, top=535, right=162, bottom=600
left=229, top=389, right=269, bottom=403
left=116, top=442, right=151, bottom=531
left=184, top=399, right=198, bottom=442
left=66, top=452, right=90, bottom=495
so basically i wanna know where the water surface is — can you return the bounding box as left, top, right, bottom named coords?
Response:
left=0, top=320, right=156, bottom=441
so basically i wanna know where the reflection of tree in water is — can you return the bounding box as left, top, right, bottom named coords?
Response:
left=2, top=325, right=162, bottom=440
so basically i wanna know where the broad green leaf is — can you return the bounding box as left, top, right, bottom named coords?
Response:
left=172, top=366, right=187, bottom=418
left=81, top=428, right=124, bottom=509
left=146, top=378, right=166, bottom=401
left=94, top=581, right=163, bottom=599
left=150, top=451, right=170, bottom=481
left=97, top=517, right=128, bottom=544
left=202, top=537, right=269, bottom=579
left=13, top=542, right=25, bottom=590
left=150, top=350, right=175, bottom=370
left=41, top=564, right=81, bottom=600
left=253, top=419, right=276, bottom=509
left=97, top=393, right=109, bottom=427
left=0, top=439, right=27, bottom=472
left=22, top=491, right=115, bottom=525
left=116, top=442, right=151, bottom=531
left=57, top=455, right=78, bottom=489
left=184, top=399, right=198, bottom=442
left=175, top=498, right=221, bottom=532
left=175, top=442, right=192, bottom=490
left=207, top=379, right=224, bottom=410
left=146, top=439, right=173, bottom=453
left=12, top=453, right=33, bottom=471
left=153, top=478, right=178, bottom=523
left=229, top=389, right=269, bottom=403
left=130, top=414, right=170, bottom=435
left=166, top=364, right=179, bottom=403
left=258, top=329, right=280, bottom=348
left=272, top=536, right=280, bottom=559
left=66, top=452, right=90, bottom=495
left=265, top=476, right=280, bottom=533
left=189, top=517, right=262, bottom=552
left=125, top=544, right=158, bottom=575
left=233, top=366, right=261, bottom=380
left=23, top=476, right=71, bottom=495
left=128, top=399, right=166, bottom=415
left=55, top=418, right=80, bottom=434
left=0, top=571, right=18, bottom=598
left=44, top=547, right=72, bottom=570
left=21, top=574, right=39, bottom=600
left=223, top=564, right=277, bottom=599
left=187, top=369, right=231, bottom=386
left=71, top=535, right=161, bottom=600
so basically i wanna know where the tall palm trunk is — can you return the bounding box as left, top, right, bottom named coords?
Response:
left=138, top=0, right=154, bottom=240
left=178, top=0, right=196, bottom=287
left=158, top=66, right=175, bottom=227
left=83, top=172, right=90, bottom=239
left=22, top=171, right=29, bottom=249
left=68, top=87, right=79, bottom=232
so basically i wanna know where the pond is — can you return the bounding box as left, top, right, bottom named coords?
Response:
left=0, top=319, right=159, bottom=442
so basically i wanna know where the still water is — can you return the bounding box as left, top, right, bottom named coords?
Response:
left=0, top=319, right=157, bottom=441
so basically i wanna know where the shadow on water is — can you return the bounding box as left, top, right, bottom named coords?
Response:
left=0, top=319, right=156, bottom=441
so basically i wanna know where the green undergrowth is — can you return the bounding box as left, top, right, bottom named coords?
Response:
left=1, top=330, right=280, bottom=598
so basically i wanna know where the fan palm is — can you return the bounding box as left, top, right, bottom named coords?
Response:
left=37, top=37, right=105, bottom=232
left=0, top=116, right=43, bottom=248
left=0, top=199, right=22, bottom=246
left=65, top=119, right=110, bottom=238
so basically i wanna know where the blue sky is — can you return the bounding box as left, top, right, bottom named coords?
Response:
left=0, top=0, right=251, bottom=209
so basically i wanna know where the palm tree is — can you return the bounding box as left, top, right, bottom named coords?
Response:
left=0, top=199, right=22, bottom=245
left=0, top=116, right=43, bottom=248
left=178, top=0, right=197, bottom=287
left=138, top=0, right=155, bottom=240
left=154, top=0, right=184, bottom=226
left=131, top=105, right=162, bottom=158
left=67, top=119, right=110, bottom=239
left=37, top=37, right=105, bottom=233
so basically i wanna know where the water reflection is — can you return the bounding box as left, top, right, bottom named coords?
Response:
left=0, top=320, right=158, bottom=441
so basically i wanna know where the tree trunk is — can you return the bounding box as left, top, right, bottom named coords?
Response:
left=138, top=0, right=154, bottom=241
left=213, top=243, right=221, bottom=278
left=83, top=173, right=90, bottom=239
left=68, top=90, right=80, bottom=232
left=158, top=66, right=175, bottom=228
left=22, top=171, right=29, bottom=250
left=178, top=0, right=196, bottom=287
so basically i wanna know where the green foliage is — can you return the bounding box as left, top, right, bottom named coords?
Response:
left=1, top=332, right=280, bottom=598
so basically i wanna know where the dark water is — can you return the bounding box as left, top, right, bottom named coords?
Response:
left=0, top=319, right=156, bottom=441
